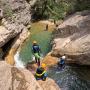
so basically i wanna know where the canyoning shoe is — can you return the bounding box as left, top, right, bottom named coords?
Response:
left=42, top=77, right=46, bottom=81
left=42, top=73, right=47, bottom=81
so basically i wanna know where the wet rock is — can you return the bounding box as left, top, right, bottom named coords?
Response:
left=52, top=10, right=90, bottom=65
left=42, top=54, right=58, bottom=67
left=38, top=78, right=60, bottom=90
left=5, top=24, right=30, bottom=65
left=0, top=61, right=61, bottom=90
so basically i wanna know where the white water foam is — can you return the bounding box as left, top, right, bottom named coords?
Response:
left=14, top=51, right=25, bottom=68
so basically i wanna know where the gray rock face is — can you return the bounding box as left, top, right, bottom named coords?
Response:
left=52, top=10, right=90, bottom=65
left=0, top=0, right=32, bottom=25
left=38, top=78, right=60, bottom=90
left=11, top=0, right=31, bottom=25
left=0, top=0, right=34, bottom=48
left=0, top=19, right=28, bottom=47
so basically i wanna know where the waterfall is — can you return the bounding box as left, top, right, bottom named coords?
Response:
left=14, top=51, right=25, bottom=68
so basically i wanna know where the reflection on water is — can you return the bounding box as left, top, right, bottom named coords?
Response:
left=48, top=65, right=90, bottom=90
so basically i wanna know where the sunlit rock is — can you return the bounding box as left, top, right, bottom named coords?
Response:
left=52, top=10, right=90, bottom=65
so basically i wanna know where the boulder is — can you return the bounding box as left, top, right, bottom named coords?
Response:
left=0, top=0, right=32, bottom=25
left=0, top=0, right=34, bottom=48
left=52, top=10, right=90, bottom=65
left=0, top=61, right=60, bottom=90
left=0, top=61, right=42, bottom=90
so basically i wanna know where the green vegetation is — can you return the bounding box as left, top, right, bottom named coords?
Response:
left=31, top=0, right=90, bottom=20
left=0, top=0, right=13, bottom=18
left=3, top=5, right=13, bottom=18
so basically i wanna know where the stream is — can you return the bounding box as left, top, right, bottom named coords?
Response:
left=48, top=65, right=90, bottom=90
left=19, top=22, right=90, bottom=90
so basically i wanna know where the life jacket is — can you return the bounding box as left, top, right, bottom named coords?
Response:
left=60, top=59, right=65, bottom=64
left=32, top=45, right=40, bottom=53
left=35, top=67, right=46, bottom=77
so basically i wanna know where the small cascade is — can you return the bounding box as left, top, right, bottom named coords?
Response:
left=14, top=51, right=25, bottom=68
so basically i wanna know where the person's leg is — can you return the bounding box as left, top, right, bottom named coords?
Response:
left=34, top=53, right=41, bottom=66
left=62, top=63, right=65, bottom=69
left=37, top=53, right=41, bottom=66
left=34, top=53, right=38, bottom=63
left=37, top=59, right=40, bottom=67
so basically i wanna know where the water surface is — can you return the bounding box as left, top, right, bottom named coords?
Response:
left=48, top=65, right=90, bottom=90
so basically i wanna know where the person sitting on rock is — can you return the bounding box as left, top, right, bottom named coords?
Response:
left=32, top=41, right=41, bottom=66
left=58, top=55, right=66, bottom=69
left=35, top=63, right=47, bottom=81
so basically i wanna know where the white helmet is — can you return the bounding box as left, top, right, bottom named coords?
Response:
left=61, top=55, right=66, bottom=59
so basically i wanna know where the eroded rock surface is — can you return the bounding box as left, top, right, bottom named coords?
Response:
left=0, top=61, right=42, bottom=90
left=38, top=78, right=60, bottom=90
left=0, top=61, right=60, bottom=90
left=0, top=0, right=34, bottom=47
left=52, top=10, right=90, bottom=65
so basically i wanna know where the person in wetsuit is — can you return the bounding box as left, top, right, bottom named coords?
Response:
left=35, top=63, right=47, bottom=81
left=32, top=41, right=41, bottom=66
left=58, top=55, right=66, bottom=69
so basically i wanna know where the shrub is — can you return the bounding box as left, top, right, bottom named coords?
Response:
left=0, top=0, right=13, bottom=18
left=3, top=5, right=13, bottom=18
left=31, top=0, right=90, bottom=20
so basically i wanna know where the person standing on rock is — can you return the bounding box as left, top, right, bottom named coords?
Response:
left=45, top=24, right=48, bottom=31
left=32, top=41, right=41, bottom=66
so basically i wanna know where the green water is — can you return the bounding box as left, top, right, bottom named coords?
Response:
left=20, top=22, right=54, bottom=64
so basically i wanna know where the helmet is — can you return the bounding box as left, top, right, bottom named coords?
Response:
left=41, top=63, right=46, bottom=68
left=33, top=41, right=37, bottom=44
left=61, top=56, right=66, bottom=59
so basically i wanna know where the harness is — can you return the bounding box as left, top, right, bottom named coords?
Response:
left=36, top=71, right=46, bottom=77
